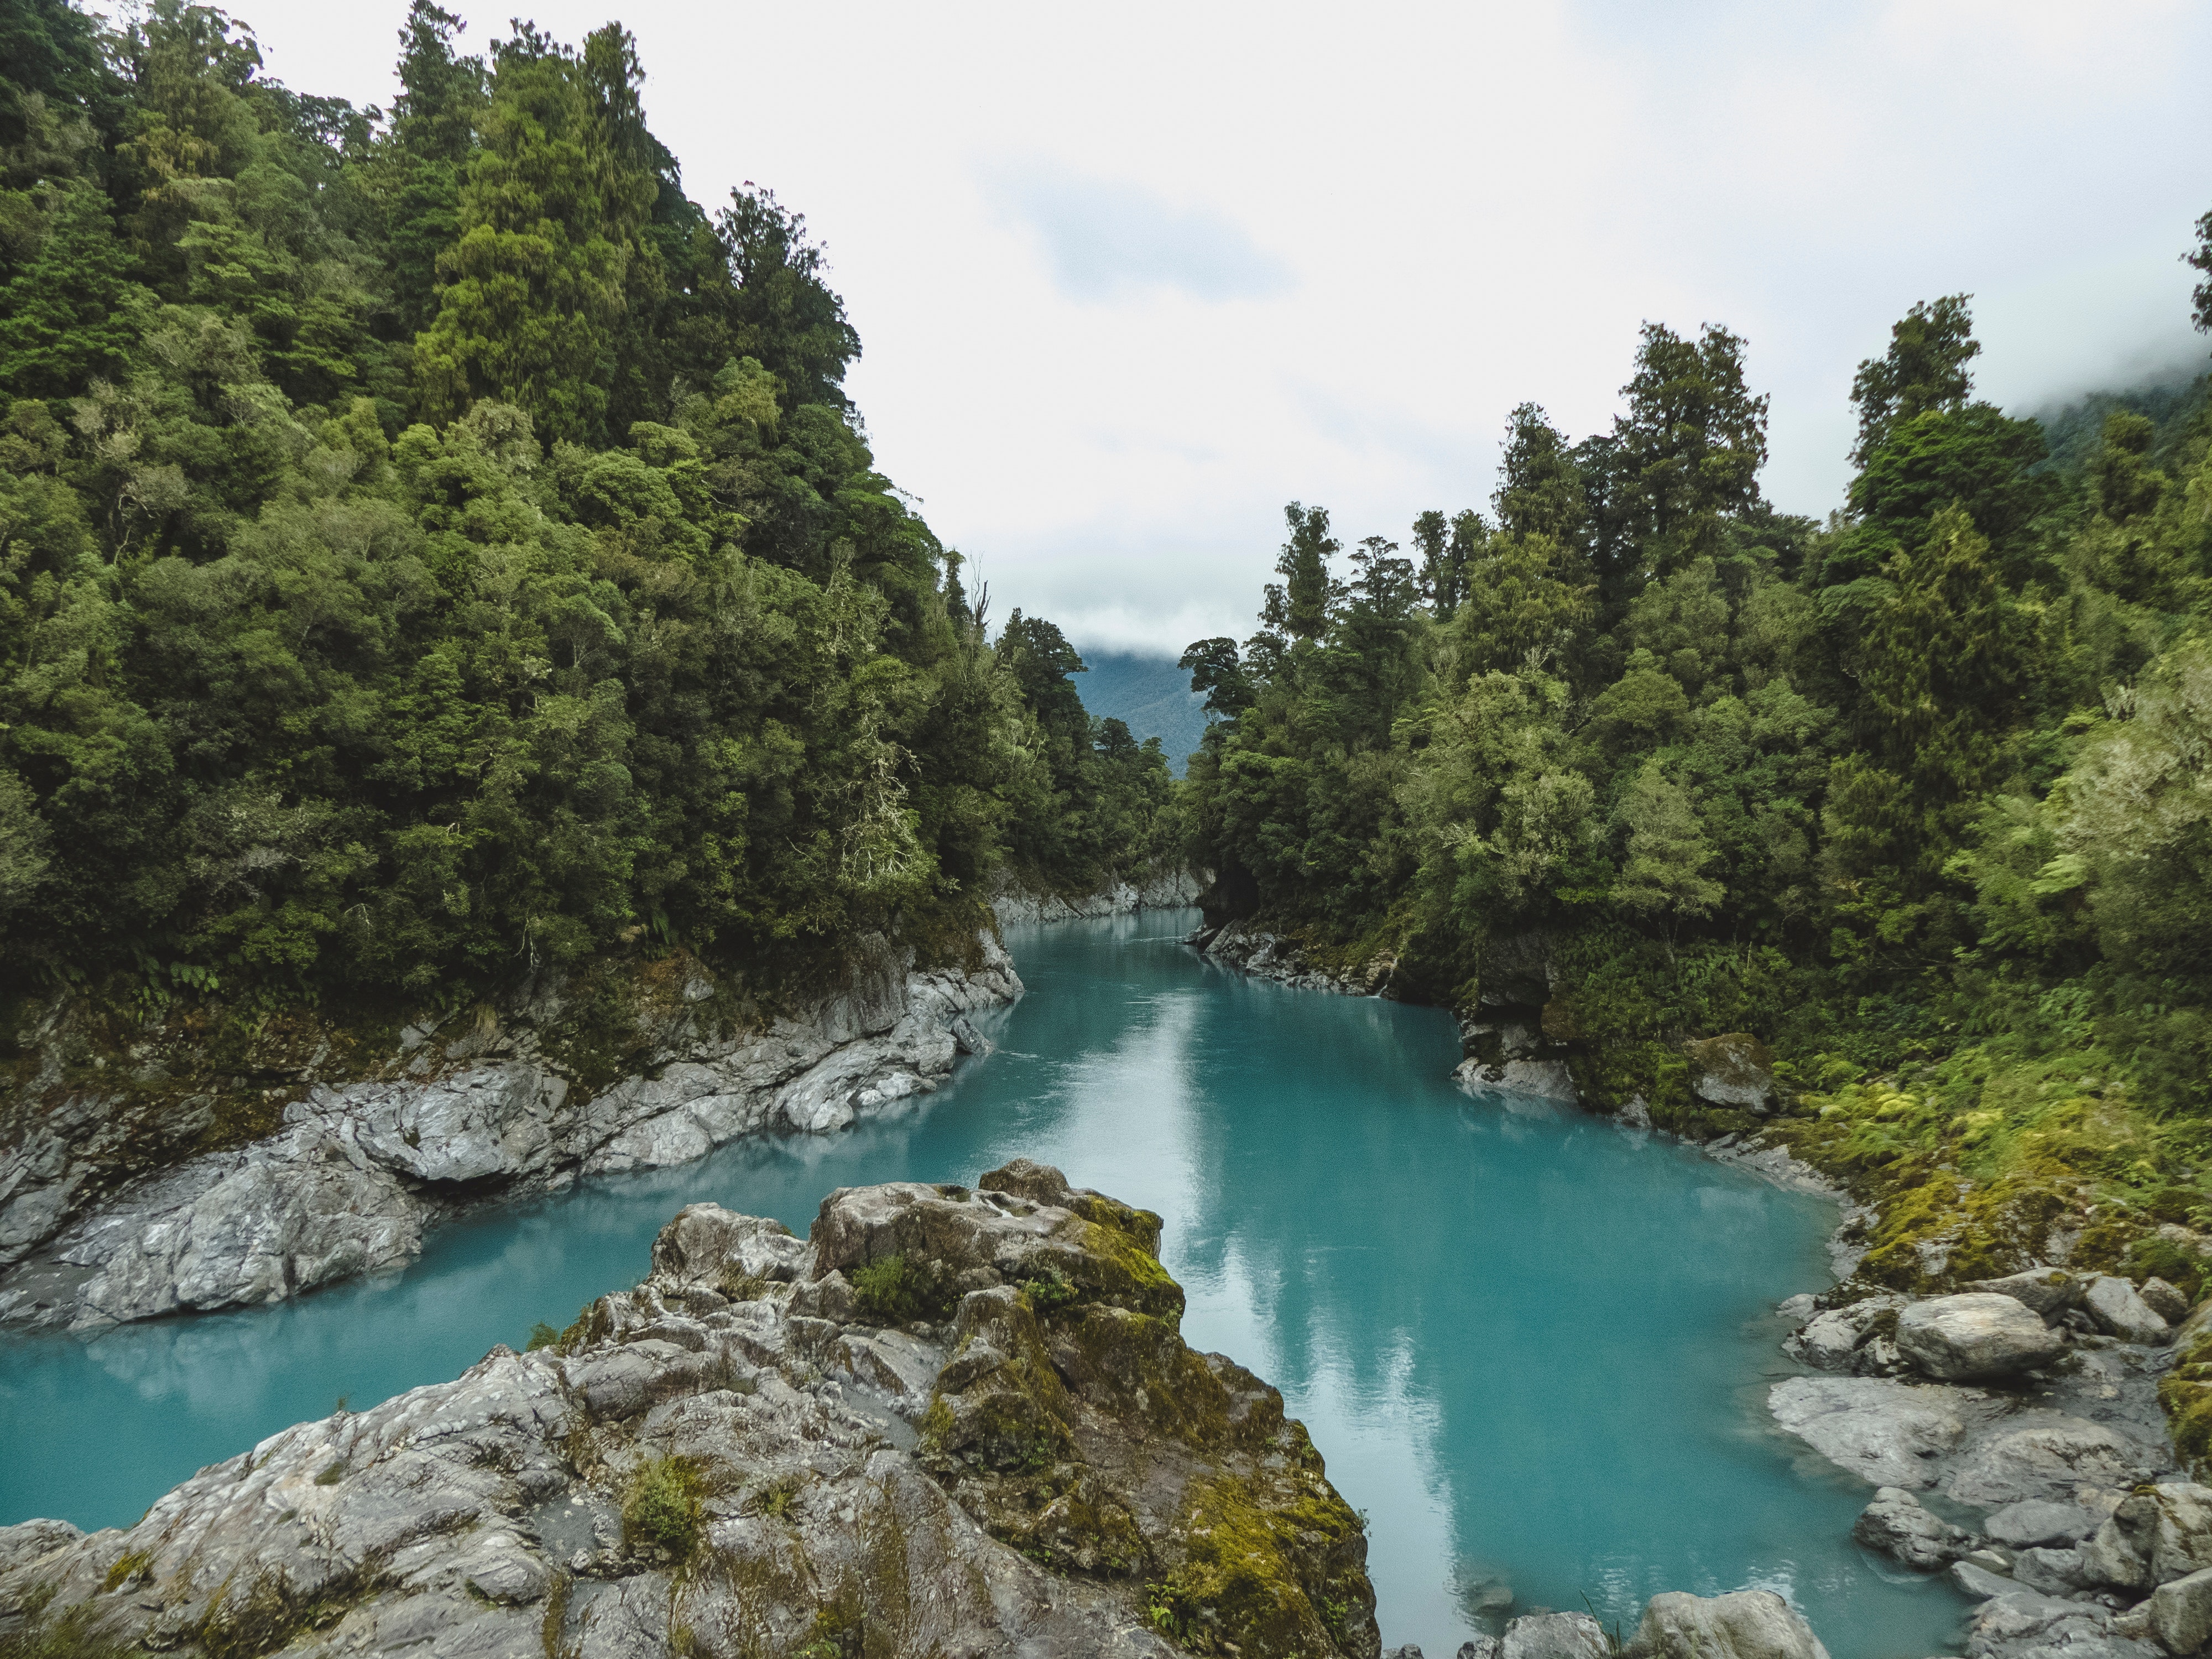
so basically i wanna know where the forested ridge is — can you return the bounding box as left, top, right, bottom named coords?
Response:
left=0, top=0, right=1175, bottom=1017
left=1179, top=258, right=2212, bottom=1306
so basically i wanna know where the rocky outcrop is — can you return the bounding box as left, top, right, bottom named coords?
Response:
left=989, top=866, right=1204, bottom=925
left=0, top=936, right=1022, bottom=1331
left=0, top=1160, right=1380, bottom=1659
left=1682, top=1034, right=1780, bottom=1115
left=1451, top=1016, right=1579, bottom=1106
left=1187, top=919, right=1398, bottom=997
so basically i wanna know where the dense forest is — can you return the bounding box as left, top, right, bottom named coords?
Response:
left=0, top=0, right=1176, bottom=1013
left=1180, top=259, right=2212, bottom=1279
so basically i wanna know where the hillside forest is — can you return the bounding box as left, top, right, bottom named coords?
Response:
left=1177, top=234, right=2212, bottom=1333
left=0, top=0, right=1177, bottom=1016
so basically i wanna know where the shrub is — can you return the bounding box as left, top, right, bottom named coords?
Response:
left=622, top=1458, right=705, bottom=1561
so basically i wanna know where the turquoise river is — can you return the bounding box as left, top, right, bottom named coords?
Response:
left=1, top=912, right=1969, bottom=1653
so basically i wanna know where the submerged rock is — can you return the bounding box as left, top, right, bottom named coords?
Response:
left=0, top=1161, right=1380, bottom=1659
left=1624, top=1589, right=1830, bottom=1659
left=1897, top=1292, right=2067, bottom=1381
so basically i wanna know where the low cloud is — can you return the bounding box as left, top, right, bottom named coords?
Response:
left=983, top=166, right=1293, bottom=304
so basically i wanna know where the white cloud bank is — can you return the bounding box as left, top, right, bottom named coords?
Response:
left=237, top=0, right=2212, bottom=653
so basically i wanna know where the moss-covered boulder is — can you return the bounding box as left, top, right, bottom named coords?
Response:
left=0, top=1157, right=1379, bottom=1659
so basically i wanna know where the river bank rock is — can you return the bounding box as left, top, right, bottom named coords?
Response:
left=2085, top=1275, right=2171, bottom=1345
left=1498, top=1611, right=1607, bottom=1658
left=1970, top=1269, right=2086, bottom=1321
left=0, top=1161, right=1381, bottom=1659
left=988, top=865, right=1204, bottom=925
left=1682, top=1035, right=1780, bottom=1115
left=1768, top=1375, right=1988, bottom=1488
left=1624, top=1590, right=1829, bottom=1659
left=1189, top=917, right=1400, bottom=998
left=0, top=936, right=1022, bottom=1332
left=1898, top=1292, right=2068, bottom=1381
left=1854, top=1486, right=1978, bottom=1567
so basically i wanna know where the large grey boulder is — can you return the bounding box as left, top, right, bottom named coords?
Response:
left=1768, top=1376, right=1982, bottom=1489
left=2085, top=1483, right=2212, bottom=1592
left=2085, top=1275, right=2171, bottom=1344
left=2150, top=1567, right=2212, bottom=1655
left=1853, top=1486, right=1975, bottom=1569
left=1501, top=1611, right=1609, bottom=1659
left=1897, top=1293, right=2065, bottom=1381
left=1625, top=1590, right=1829, bottom=1658
left=2141, top=1277, right=2193, bottom=1324
left=1969, top=1267, right=2084, bottom=1321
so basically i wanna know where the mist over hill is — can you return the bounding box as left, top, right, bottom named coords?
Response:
left=1073, top=652, right=1211, bottom=776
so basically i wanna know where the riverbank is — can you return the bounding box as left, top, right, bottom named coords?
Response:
left=0, top=932, right=1020, bottom=1331
left=1192, top=916, right=2212, bottom=1655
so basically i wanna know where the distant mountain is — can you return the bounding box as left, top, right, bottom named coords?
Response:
left=1075, top=651, right=1212, bottom=776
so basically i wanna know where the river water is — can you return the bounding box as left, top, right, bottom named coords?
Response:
left=0, top=912, right=1968, bottom=1654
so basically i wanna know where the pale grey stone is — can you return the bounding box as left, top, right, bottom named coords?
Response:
left=2141, top=1277, right=2192, bottom=1326
left=1683, top=1033, right=1778, bottom=1113
left=1897, top=1293, right=2065, bottom=1381
left=2084, top=1483, right=2212, bottom=1592
left=1501, top=1611, right=1609, bottom=1659
left=1853, top=1486, right=1975, bottom=1569
left=1787, top=1297, right=1903, bottom=1373
left=1968, top=1267, right=2084, bottom=1321
left=2010, top=1545, right=2091, bottom=1596
left=1769, top=1376, right=1981, bottom=1489
left=1984, top=1500, right=2101, bottom=1549
left=1944, top=1414, right=2160, bottom=1507
left=2085, top=1275, right=2170, bottom=1344
left=1625, top=1590, right=1830, bottom=1659
left=1457, top=1642, right=1504, bottom=1659
left=2150, top=1567, right=2212, bottom=1655
left=1950, top=1559, right=2017, bottom=1599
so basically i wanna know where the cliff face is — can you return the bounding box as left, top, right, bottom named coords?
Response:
left=0, top=934, right=1021, bottom=1331
left=0, top=1160, right=1380, bottom=1659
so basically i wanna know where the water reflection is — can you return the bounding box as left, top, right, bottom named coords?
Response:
left=0, top=913, right=1967, bottom=1656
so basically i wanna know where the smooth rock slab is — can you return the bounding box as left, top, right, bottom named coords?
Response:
left=1625, top=1589, right=1830, bottom=1658
left=1897, top=1293, right=2065, bottom=1381
left=1768, top=1376, right=1980, bottom=1489
left=1945, top=1414, right=2159, bottom=1507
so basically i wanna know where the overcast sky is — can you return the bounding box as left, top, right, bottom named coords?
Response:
left=232, top=0, right=2211, bottom=655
